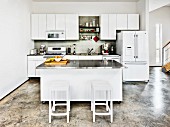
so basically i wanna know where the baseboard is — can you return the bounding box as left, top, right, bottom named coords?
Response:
left=0, top=78, right=29, bottom=100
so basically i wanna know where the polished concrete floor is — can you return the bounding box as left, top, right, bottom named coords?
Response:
left=0, top=67, right=170, bottom=127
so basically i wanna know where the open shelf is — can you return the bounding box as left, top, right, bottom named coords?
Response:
left=79, top=16, right=100, bottom=41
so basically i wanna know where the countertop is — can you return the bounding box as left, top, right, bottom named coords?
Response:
left=27, top=54, right=120, bottom=57
left=36, top=60, right=123, bottom=69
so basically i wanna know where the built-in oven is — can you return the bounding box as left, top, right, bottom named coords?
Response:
left=46, top=30, right=65, bottom=40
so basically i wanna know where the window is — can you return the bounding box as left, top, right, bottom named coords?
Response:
left=155, top=24, right=162, bottom=64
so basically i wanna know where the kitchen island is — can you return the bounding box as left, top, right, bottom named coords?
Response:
left=37, top=60, right=123, bottom=102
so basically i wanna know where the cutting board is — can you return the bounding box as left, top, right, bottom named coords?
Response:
left=45, top=60, right=68, bottom=65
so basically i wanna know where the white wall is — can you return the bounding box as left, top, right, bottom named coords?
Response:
left=149, top=7, right=170, bottom=66
left=0, top=0, right=33, bottom=99
left=149, top=0, right=170, bottom=12
left=136, top=0, right=149, bottom=31
left=32, top=2, right=137, bottom=14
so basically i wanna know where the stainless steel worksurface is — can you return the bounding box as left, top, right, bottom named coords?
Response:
left=36, top=60, right=123, bottom=69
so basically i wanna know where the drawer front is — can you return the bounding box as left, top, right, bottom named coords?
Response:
left=103, top=56, right=120, bottom=62
left=64, top=55, right=79, bottom=60
left=79, top=56, right=102, bottom=60
left=28, top=56, right=44, bottom=61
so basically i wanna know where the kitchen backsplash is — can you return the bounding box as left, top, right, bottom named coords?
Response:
left=34, top=40, right=116, bottom=54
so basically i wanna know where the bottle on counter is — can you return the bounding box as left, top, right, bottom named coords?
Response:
left=67, top=46, right=71, bottom=55
left=73, top=44, right=76, bottom=55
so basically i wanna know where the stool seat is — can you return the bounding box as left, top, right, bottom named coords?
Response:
left=91, top=81, right=113, bottom=123
left=49, top=81, right=70, bottom=123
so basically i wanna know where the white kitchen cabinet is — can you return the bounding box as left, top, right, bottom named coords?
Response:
left=128, top=14, right=139, bottom=30
left=116, top=14, right=128, bottom=30
left=100, top=14, right=109, bottom=40
left=102, top=55, right=120, bottom=63
left=31, top=14, right=39, bottom=40
left=38, top=14, right=47, bottom=39
left=100, top=14, right=117, bottom=40
left=27, top=56, right=45, bottom=77
left=28, top=61, right=36, bottom=77
left=56, top=14, right=65, bottom=30
left=65, top=14, right=79, bottom=40
left=109, top=14, right=117, bottom=40
left=63, top=55, right=79, bottom=60
left=31, top=14, right=46, bottom=40
left=47, top=14, right=56, bottom=31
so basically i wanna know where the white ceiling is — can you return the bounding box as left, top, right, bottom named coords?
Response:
left=33, top=0, right=139, bottom=2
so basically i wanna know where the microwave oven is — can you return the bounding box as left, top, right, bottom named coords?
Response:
left=46, top=30, right=65, bottom=40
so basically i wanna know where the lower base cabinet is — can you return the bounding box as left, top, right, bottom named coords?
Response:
left=27, top=56, right=45, bottom=77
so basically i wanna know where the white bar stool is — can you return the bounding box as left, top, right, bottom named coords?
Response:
left=91, top=81, right=113, bottom=123
left=49, top=81, right=70, bottom=123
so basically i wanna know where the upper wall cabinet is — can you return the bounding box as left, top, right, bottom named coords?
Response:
left=100, top=14, right=116, bottom=40
left=56, top=14, right=65, bottom=30
left=116, top=14, right=139, bottom=30
left=46, top=14, right=56, bottom=31
left=31, top=14, right=46, bottom=40
left=127, top=14, right=139, bottom=30
left=116, top=14, right=128, bottom=30
left=65, top=14, right=79, bottom=40
left=31, top=14, right=78, bottom=40
left=46, top=14, right=66, bottom=31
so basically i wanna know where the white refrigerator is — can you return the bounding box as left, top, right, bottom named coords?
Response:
left=116, top=31, right=149, bottom=82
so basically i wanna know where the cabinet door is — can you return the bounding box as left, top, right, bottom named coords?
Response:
left=31, top=14, right=39, bottom=40
left=128, top=14, right=139, bottom=30
left=39, top=14, right=47, bottom=40
left=109, top=14, right=117, bottom=40
left=66, top=14, right=79, bottom=40
left=100, top=14, right=109, bottom=40
left=56, top=14, right=65, bottom=30
left=28, top=61, right=36, bottom=77
left=63, top=55, right=79, bottom=60
left=35, top=60, right=44, bottom=77
left=116, top=14, right=128, bottom=30
left=47, top=14, right=56, bottom=31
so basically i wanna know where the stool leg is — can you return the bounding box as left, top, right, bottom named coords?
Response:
left=66, top=90, right=69, bottom=123
left=106, top=91, right=109, bottom=111
left=67, top=100, right=69, bottom=123
left=52, top=101, right=55, bottom=111
left=93, top=91, right=95, bottom=122
left=110, top=90, right=113, bottom=123
left=49, top=101, right=52, bottom=123
left=91, top=86, right=93, bottom=111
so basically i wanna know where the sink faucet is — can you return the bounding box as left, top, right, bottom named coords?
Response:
left=88, top=48, right=94, bottom=55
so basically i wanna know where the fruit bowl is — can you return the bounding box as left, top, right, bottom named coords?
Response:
left=55, top=58, right=62, bottom=62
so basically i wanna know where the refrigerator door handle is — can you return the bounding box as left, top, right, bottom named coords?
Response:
left=136, top=34, right=138, bottom=58
left=124, top=62, right=147, bottom=65
left=134, top=34, right=136, bottom=59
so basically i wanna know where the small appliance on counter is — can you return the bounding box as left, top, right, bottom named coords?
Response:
left=30, top=49, right=38, bottom=55
left=44, top=47, right=66, bottom=58
left=39, top=45, right=46, bottom=55
left=101, top=43, right=109, bottom=55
